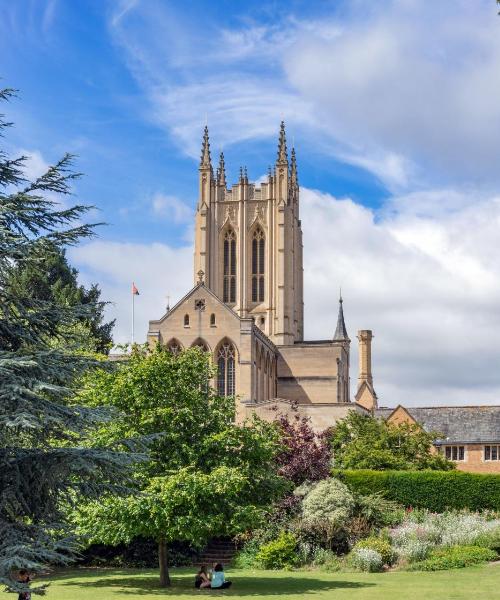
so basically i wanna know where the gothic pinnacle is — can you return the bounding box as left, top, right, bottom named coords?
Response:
left=276, top=120, right=288, bottom=165
left=218, top=151, right=226, bottom=187
left=290, top=146, right=298, bottom=183
left=199, top=125, right=211, bottom=169
left=334, top=292, right=349, bottom=341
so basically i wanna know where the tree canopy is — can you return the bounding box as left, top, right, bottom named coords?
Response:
left=330, top=412, right=454, bottom=471
left=5, top=242, right=114, bottom=354
left=75, top=345, right=287, bottom=586
left=0, top=89, right=133, bottom=595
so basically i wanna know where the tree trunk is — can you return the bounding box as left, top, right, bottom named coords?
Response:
left=158, top=538, right=171, bottom=587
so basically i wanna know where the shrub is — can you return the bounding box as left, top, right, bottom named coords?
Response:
left=349, top=548, right=384, bottom=572
left=408, top=545, right=497, bottom=571
left=302, top=478, right=355, bottom=524
left=255, top=532, right=298, bottom=569
left=353, top=492, right=404, bottom=528
left=389, top=510, right=500, bottom=555
left=353, top=537, right=395, bottom=565
left=336, top=470, right=500, bottom=511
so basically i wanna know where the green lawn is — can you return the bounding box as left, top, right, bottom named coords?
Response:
left=17, top=565, right=500, bottom=600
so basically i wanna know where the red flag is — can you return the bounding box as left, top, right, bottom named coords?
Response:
left=132, top=282, right=140, bottom=296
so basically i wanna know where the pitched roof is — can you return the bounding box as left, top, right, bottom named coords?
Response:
left=376, top=405, right=500, bottom=443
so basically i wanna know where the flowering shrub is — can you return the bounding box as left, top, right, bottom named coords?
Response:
left=302, top=478, right=355, bottom=525
left=349, top=548, right=384, bottom=572
left=353, top=537, right=395, bottom=565
left=389, top=510, right=500, bottom=562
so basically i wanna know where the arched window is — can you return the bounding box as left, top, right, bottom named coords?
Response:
left=217, top=341, right=235, bottom=397
left=252, top=227, right=265, bottom=302
left=191, top=338, right=209, bottom=352
left=184, top=314, right=190, bottom=327
left=223, top=229, right=236, bottom=303
left=210, top=313, right=216, bottom=326
left=166, top=339, right=182, bottom=355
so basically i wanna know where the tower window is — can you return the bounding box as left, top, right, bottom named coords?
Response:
left=223, top=229, right=237, bottom=303
left=184, top=314, right=190, bottom=327
left=252, top=227, right=265, bottom=303
left=210, top=313, right=216, bottom=326
left=217, top=341, right=235, bottom=397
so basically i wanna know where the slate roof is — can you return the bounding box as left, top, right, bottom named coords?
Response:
left=376, top=406, right=500, bottom=444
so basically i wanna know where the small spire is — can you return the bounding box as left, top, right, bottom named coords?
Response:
left=290, top=147, right=298, bottom=184
left=200, top=126, right=211, bottom=169
left=218, top=151, right=226, bottom=187
left=166, top=294, right=171, bottom=313
left=334, top=292, right=349, bottom=341
left=243, top=166, right=248, bottom=182
left=268, top=165, right=272, bottom=180
left=276, top=120, right=288, bottom=165
left=239, top=166, right=244, bottom=182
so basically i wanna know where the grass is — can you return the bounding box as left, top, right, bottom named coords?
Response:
left=17, top=564, right=500, bottom=600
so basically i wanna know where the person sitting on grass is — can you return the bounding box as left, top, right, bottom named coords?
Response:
left=206, top=563, right=232, bottom=590
left=195, top=566, right=210, bottom=589
left=17, top=570, right=32, bottom=600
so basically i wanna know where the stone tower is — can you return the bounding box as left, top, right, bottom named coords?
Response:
left=355, top=330, right=378, bottom=410
left=193, top=122, right=304, bottom=345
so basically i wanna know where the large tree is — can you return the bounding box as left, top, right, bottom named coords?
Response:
left=0, top=89, right=133, bottom=595
left=330, top=412, right=454, bottom=471
left=5, top=242, right=114, bottom=354
left=75, top=345, right=286, bottom=586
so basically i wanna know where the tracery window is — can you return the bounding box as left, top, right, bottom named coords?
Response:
left=251, top=227, right=265, bottom=302
left=217, top=341, right=235, bottom=397
left=166, top=339, right=182, bottom=355
left=223, top=229, right=237, bottom=303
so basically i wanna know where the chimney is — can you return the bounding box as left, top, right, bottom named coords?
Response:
left=355, top=330, right=378, bottom=411
left=357, top=330, right=373, bottom=386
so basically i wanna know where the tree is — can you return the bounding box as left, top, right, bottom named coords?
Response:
left=330, top=412, right=454, bottom=471
left=275, top=412, right=332, bottom=485
left=75, top=345, right=286, bottom=586
left=5, top=242, right=114, bottom=353
left=0, top=89, right=134, bottom=595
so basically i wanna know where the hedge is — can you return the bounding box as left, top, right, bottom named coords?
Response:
left=334, top=469, right=500, bottom=511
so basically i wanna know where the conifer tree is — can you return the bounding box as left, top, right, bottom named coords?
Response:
left=0, top=89, right=134, bottom=595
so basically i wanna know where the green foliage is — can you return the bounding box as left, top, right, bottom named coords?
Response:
left=353, top=537, right=395, bottom=566
left=255, top=532, right=298, bottom=569
left=5, top=243, right=114, bottom=353
left=75, top=346, right=286, bottom=586
left=353, top=492, right=404, bottom=528
left=0, top=89, right=134, bottom=594
left=76, top=467, right=264, bottom=548
left=408, top=545, right=497, bottom=571
left=336, top=470, right=500, bottom=511
left=302, top=478, right=355, bottom=525
left=331, top=412, right=453, bottom=471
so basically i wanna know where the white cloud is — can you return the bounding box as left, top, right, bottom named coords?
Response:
left=69, top=240, right=192, bottom=346
left=301, top=186, right=500, bottom=406
left=108, top=0, right=500, bottom=190
left=151, top=193, right=193, bottom=224
left=17, top=149, right=49, bottom=181
left=71, top=186, right=500, bottom=407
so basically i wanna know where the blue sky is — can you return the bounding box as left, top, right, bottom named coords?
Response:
left=3, top=0, right=500, bottom=406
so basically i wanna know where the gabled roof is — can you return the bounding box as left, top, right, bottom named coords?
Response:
left=148, top=282, right=243, bottom=327
left=375, top=405, right=500, bottom=443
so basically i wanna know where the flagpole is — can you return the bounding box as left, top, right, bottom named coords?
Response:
left=132, top=283, right=135, bottom=345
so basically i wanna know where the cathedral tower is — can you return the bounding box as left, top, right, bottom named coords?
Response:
left=193, top=123, right=304, bottom=344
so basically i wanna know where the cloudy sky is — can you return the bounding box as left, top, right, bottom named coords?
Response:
left=2, top=0, right=500, bottom=407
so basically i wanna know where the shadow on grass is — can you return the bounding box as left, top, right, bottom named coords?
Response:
left=59, top=572, right=374, bottom=596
